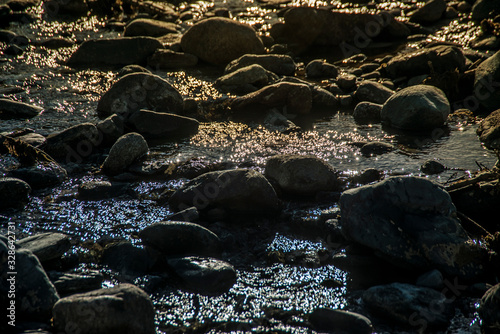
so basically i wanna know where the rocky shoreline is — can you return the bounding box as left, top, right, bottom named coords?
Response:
left=1, top=0, right=500, bottom=333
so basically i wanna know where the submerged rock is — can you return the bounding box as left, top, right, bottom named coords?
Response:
left=0, top=98, right=42, bottom=119
left=309, top=308, right=373, bottom=334
left=181, top=17, right=265, bottom=65
left=124, top=18, right=180, bottom=37
left=52, top=284, right=155, bottom=334
left=17, top=232, right=70, bottom=263
left=0, top=177, right=31, bottom=210
left=101, top=132, right=149, bottom=176
left=264, top=154, right=341, bottom=196
left=477, top=109, right=500, bottom=150
left=478, top=283, right=500, bottom=334
left=225, top=54, right=296, bottom=76
left=127, top=109, right=199, bottom=140
left=97, top=73, right=184, bottom=119
left=381, top=85, right=450, bottom=131
left=474, top=50, right=500, bottom=111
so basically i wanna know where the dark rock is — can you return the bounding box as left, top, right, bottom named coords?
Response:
left=353, top=168, right=383, bottom=185
left=66, top=37, right=162, bottom=68
left=360, top=141, right=395, bottom=156
left=309, top=308, right=373, bottom=334
left=101, top=132, right=149, bottom=176
left=168, top=206, right=199, bottom=222
left=381, top=85, right=450, bottom=131
left=17, top=232, right=70, bottom=263
left=305, top=59, right=338, bottom=79
left=96, top=114, right=125, bottom=146
left=477, top=109, right=500, bottom=150
left=169, top=169, right=281, bottom=215
left=421, top=160, right=446, bottom=175
left=6, top=0, right=40, bottom=11
left=474, top=50, right=500, bottom=111
left=4, top=44, right=23, bottom=56
left=354, top=81, right=394, bottom=104
left=471, top=0, right=498, bottom=21
left=139, top=221, right=220, bottom=257
left=52, top=284, right=155, bottom=334
left=0, top=177, right=31, bottom=210
left=124, top=18, right=180, bottom=37
left=101, top=241, right=154, bottom=276
left=43, top=0, right=88, bottom=16
left=49, top=271, right=103, bottom=296
left=180, top=17, right=265, bottom=65
left=336, top=74, right=357, bottom=91
left=216, top=64, right=277, bottom=91
left=416, top=269, right=444, bottom=290
left=9, top=161, right=68, bottom=189
left=147, top=49, right=198, bottom=69
left=471, top=36, right=500, bottom=51
left=311, top=86, right=339, bottom=109
left=224, top=54, right=296, bottom=76
left=127, top=109, right=199, bottom=140
left=362, top=283, right=454, bottom=330
left=353, top=102, right=382, bottom=122
left=409, top=0, right=446, bottom=23
left=0, top=98, right=42, bottom=119
left=44, top=123, right=99, bottom=161
left=0, top=29, right=29, bottom=45
left=264, top=154, right=341, bottom=196
left=39, top=37, right=74, bottom=49
left=16, top=132, right=46, bottom=147
left=117, top=64, right=151, bottom=77
left=478, top=283, right=500, bottom=334
left=77, top=180, right=124, bottom=200
left=167, top=256, right=237, bottom=295
left=97, top=73, right=184, bottom=119
left=457, top=1, right=471, bottom=13
left=340, top=176, right=488, bottom=279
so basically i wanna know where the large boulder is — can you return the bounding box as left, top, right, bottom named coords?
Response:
left=339, top=176, right=488, bottom=279
left=0, top=177, right=31, bottom=210
left=264, top=154, right=341, bottom=196
left=385, top=45, right=467, bottom=79
left=474, top=50, right=500, bottom=112
left=169, top=169, right=281, bottom=215
left=478, top=283, right=500, bottom=334
left=52, top=284, right=155, bottom=334
left=224, top=54, right=296, bottom=76
left=127, top=109, right=199, bottom=140
left=180, top=17, right=265, bottom=65
left=101, top=132, right=149, bottom=176
left=477, top=109, right=500, bottom=150
left=124, top=18, right=180, bottom=37
left=0, top=98, right=42, bottom=119
left=97, top=73, right=184, bottom=119
left=139, top=221, right=221, bottom=257
left=66, top=37, right=162, bottom=68
left=17, top=232, right=70, bottom=263
left=381, top=85, right=450, bottom=131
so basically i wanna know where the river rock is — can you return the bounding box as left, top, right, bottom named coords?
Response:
left=127, top=109, right=199, bottom=140
left=306, top=59, right=338, bottom=79
left=360, top=141, right=395, bottom=157
left=385, top=45, right=467, bottom=79
left=147, top=49, right=198, bottom=69
left=167, top=256, right=237, bottom=295
left=421, top=159, right=446, bottom=175
left=477, top=109, right=500, bottom=150
left=0, top=98, right=42, bottom=119
left=100, top=241, right=154, bottom=276
left=309, top=308, right=373, bottom=334
left=43, top=0, right=88, bottom=17
left=217, top=64, right=277, bottom=90
left=478, top=283, right=500, bottom=334
left=6, top=0, right=39, bottom=11
left=180, top=17, right=265, bottom=65
left=231, top=82, right=312, bottom=115
left=124, top=18, right=180, bottom=37
left=139, top=221, right=221, bottom=257
left=17, top=132, right=46, bottom=147
left=224, top=54, right=296, bottom=76
left=362, top=283, right=454, bottom=330
left=66, top=37, right=162, bottom=68
left=336, top=73, right=357, bottom=91
left=409, top=0, right=446, bottom=23
left=474, top=50, right=500, bottom=111
left=471, top=0, right=498, bottom=20
left=117, top=64, right=151, bottom=77
left=0, top=177, right=31, bottom=209
left=97, top=73, right=184, bottom=119
left=77, top=180, right=126, bottom=200
left=44, top=123, right=99, bottom=161
left=52, top=284, right=155, bottom=334
left=169, top=169, right=281, bottom=215
left=353, top=102, right=382, bottom=122
left=96, top=114, right=124, bottom=146
left=416, top=269, right=444, bottom=290
left=340, top=176, right=487, bottom=279
left=312, top=86, right=339, bottom=109
left=49, top=271, right=104, bottom=296
left=17, top=232, right=70, bottom=263
left=9, top=161, right=68, bottom=189
left=354, top=81, right=394, bottom=104
left=101, top=132, right=149, bottom=176
left=264, top=154, right=341, bottom=196
left=381, top=85, right=450, bottom=131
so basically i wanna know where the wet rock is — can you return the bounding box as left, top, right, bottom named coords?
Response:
left=474, top=50, right=500, bottom=111
left=127, top=109, right=199, bottom=140
left=305, top=59, right=338, bottom=79
left=44, top=123, right=99, bottom=161
left=416, top=269, right=444, bottom=290
left=16, top=132, right=46, bottom=147
left=101, top=132, right=149, bottom=176
left=421, top=159, right=446, bottom=175
left=97, top=73, right=184, bottom=119
left=457, top=1, right=472, bottom=13
left=0, top=177, right=31, bottom=210
left=309, top=308, right=373, bottom=334
left=354, top=81, right=394, bottom=104
left=96, top=114, right=124, bottom=146
left=381, top=85, right=450, bottom=131
left=362, top=283, right=454, bottom=330
left=139, top=221, right=221, bottom=257
left=385, top=45, right=467, bottom=79
left=0, top=98, right=42, bottom=119
left=168, top=206, right=199, bottom=222
left=4, top=44, right=23, bottom=56
left=9, top=161, right=68, bottom=189
left=117, top=64, right=151, bottom=77
left=340, top=176, right=487, bottom=279
left=39, top=37, right=74, bottom=49
left=353, top=102, right=382, bottom=122
left=224, top=54, right=296, bottom=76
left=231, top=82, right=312, bottom=115
left=17, top=232, right=70, bottom=263
left=43, top=0, right=88, bottom=17
left=264, top=154, right=341, bottom=197
left=169, top=169, right=281, bottom=215
left=312, top=86, right=339, bottom=109
left=49, top=271, right=103, bottom=296
left=336, top=73, right=357, bottom=91
left=216, top=64, right=277, bottom=93
left=478, top=283, right=500, bottom=334
left=352, top=168, right=383, bottom=185
left=167, top=256, right=237, bottom=295
left=6, top=0, right=40, bottom=11
left=263, top=109, right=301, bottom=133
left=101, top=241, right=154, bottom=276
left=471, top=36, right=500, bottom=51
left=180, top=17, right=265, bottom=65
left=52, top=284, right=155, bottom=334
left=78, top=180, right=127, bottom=200
left=147, top=49, right=198, bottom=69
left=477, top=109, right=500, bottom=150
left=66, top=37, right=162, bottom=68
left=0, top=29, right=29, bottom=45
left=360, top=141, right=395, bottom=157
left=124, top=18, right=180, bottom=37
left=471, top=0, right=498, bottom=21
left=409, top=0, right=446, bottom=23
